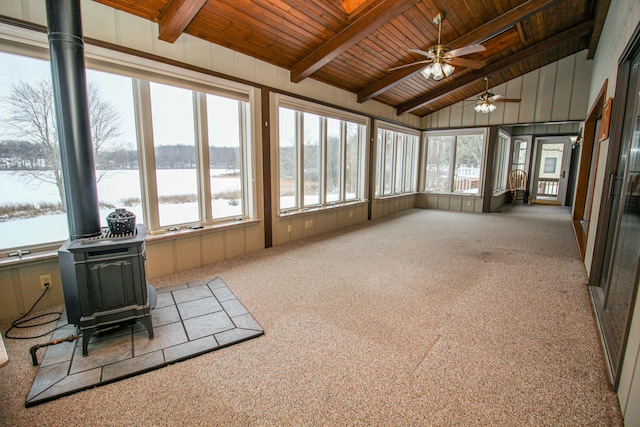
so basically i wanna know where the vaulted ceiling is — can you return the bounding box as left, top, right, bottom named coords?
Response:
left=94, top=0, right=609, bottom=118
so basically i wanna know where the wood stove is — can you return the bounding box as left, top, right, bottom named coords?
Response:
left=45, top=0, right=154, bottom=356
left=59, top=225, right=153, bottom=356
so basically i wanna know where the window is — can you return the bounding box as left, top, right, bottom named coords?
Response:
left=424, top=129, right=486, bottom=195
left=512, top=138, right=529, bottom=170
left=0, top=46, right=255, bottom=253
left=493, top=131, right=510, bottom=193
left=0, top=51, right=69, bottom=249
left=150, top=82, right=199, bottom=226
left=543, top=157, right=557, bottom=174
left=374, top=124, right=420, bottom=197
left=277, top=97, right=367, bottom=213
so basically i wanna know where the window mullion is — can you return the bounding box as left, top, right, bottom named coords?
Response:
left=194, top=92, right=211, bottom=223
left=449, top=136, right=458, bottom=193
left=239, top=102, right=249, bottom=218
left=320, top=117, right=327, bottom=205
left=340, top=122, right=347, bottom=201
left=296, top=112, right=304, bottom=209
left=133, top=79, right=160, bottom=231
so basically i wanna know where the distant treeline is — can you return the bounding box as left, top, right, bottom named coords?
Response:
left=0, top=140, right=241, bottom=170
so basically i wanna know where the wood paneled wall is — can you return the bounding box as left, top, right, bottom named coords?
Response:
left=422, top=50, right=592, bottom=129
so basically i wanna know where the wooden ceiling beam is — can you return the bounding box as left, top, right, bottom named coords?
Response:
left=357, top=0, right=559, bottom=103
left=587, top=0, right=611, bottom=59
left=290, top=0, right=420, bottom=83
left=396, top=19, right=594, bottom=115
left=158, top=0, right=207, bottom=43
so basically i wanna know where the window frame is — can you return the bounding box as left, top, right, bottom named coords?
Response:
left=0, top=37, right=259, bottom=256
left=493, top=130, right=511, bottom=194
left=422, top=128, right=488, bottom=196
left=275, top=94, right=369, bottom=215
left=374, top=121, right=421, bottom=198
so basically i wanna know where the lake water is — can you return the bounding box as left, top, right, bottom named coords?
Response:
left=0, top=169, right=242, bottom=249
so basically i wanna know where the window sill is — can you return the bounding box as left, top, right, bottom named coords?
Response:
left=374, top=192, right=419, bottom=200
left=0, top=219, right=261, bottom=268
left=278, top=200, right=367, bottom=218
left=0, top=250, right=59, bottom=269
left=145, top=218, right=261, bottom=242
left=422, top=192, right=481, bottom=197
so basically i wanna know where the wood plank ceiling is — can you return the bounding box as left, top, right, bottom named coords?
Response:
left=95, top=0, right=609, bottom=118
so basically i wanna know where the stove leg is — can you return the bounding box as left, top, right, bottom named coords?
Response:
left=139, top=316, right=154, bottom=340
left=82, top=328, right=96, bottom=356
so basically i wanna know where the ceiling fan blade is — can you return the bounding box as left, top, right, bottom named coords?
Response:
left=447, top=57, right=486, bottom=70
left=409, top=49, right=435, bottom=58
left=448, top=44, right=485, bottom=57
left=388, top=60, right=430, bottom=71
left=490, top=94, right=521, bottom=102
left=493, top=98, right=522, bottom=103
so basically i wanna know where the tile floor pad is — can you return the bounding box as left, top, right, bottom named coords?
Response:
left=25, top=277, right=263, bottom=407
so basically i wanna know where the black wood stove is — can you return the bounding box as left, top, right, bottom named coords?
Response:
left=45, top=0, right=154, bottom=356
left=59, top=225, right=153, bottom=356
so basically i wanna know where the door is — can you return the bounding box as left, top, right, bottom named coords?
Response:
left=531, top=137, right=572, bottom=204
left=596, top=50, right=640, bottom=386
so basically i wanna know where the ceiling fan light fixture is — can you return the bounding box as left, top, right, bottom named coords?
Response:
left=430, top=62, right=444, bottom=80
left=442, top=62, right=454, bottom=77
left=474, top=101, right=496, bottom=114
left=420, top=65, right=433, bottom=79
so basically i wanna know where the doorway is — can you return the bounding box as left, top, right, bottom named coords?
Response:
left=591, top=31, right=640, bottom=388
left=531, top=137, right=571, bottom=205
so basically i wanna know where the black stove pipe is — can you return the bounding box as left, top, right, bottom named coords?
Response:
left=46, top=0, right=101, bottom=240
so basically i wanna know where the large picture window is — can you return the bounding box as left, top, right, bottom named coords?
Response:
left=277, top=97, right=367, bottom=213
left=374, top=124, right=420, bottom=197
left=0, top=47, right=255, bottom=253
left=424, top=129, right=486, bottom=195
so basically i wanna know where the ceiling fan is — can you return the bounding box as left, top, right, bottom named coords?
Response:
left=474, top=77, right=522, bottom=113
left=389, top=12, right=486, bottom=81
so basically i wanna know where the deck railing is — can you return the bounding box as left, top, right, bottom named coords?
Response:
left=537, top=178, right=559, bottom=197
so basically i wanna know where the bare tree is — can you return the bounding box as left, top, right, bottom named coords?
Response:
left=3, top=79, right=123, bottom=209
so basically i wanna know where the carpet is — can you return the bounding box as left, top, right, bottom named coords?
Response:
left=25, top=277, right=263, bottom=407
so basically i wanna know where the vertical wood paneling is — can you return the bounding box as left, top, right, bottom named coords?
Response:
left=535, top=62, right=557, bottom=122
left=146, top=240, right=176, bottom=279
left=475, top=109, right=490, bottom=127
left=0, top=1, right=23, bottom=19
left=244, top=223, right=264, bottom=254
left=116, top=9, right=154, bottom=53
left=209, top=43, right=236, bottom=76
left=437, top=107, right=451, bottom=128
left=503, top=78, right=523, bottom=124
left=183, top=36, right=213, bottom=70
left=462, top=104, right=476, bottom=127
left=519, top=69, right=539, bottom=123
left=449, top=105, right=463, bottom=127
left=83, top=0, right=117, bottom=43
left=224, top=227, right=245, bottom=258
left=176, top=235, right=202, bottom=271
left=26, top=0, right=46, bottom=25
left=152, top=28, right=186, bottom=62
left=202, top=232, right=225, bottom=265
left=570, top=50, right=592, bottom=120
left=551, top=55, right=575, bottom=121
left=0, top=269, right=21, bottom=319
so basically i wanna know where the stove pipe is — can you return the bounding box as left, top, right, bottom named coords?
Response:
left=46, top=0, right=101, bottom=240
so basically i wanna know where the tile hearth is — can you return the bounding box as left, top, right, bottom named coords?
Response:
left=26, top=277, right=263, bottom=407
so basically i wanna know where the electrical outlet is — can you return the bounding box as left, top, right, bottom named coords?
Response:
left=287, top=224, right=292, bottom=233
left=40, top=274, right=52, bottom=290
left=304, top=220, right=314, bottom=229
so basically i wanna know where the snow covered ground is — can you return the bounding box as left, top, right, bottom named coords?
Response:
left=0, top=169, right=242, bottom=249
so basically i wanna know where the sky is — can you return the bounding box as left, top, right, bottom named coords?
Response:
left=0, top=50, right=242, bottom=149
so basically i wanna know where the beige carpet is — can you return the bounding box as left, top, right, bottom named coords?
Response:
left=0, top=206, right=623, bottom=426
